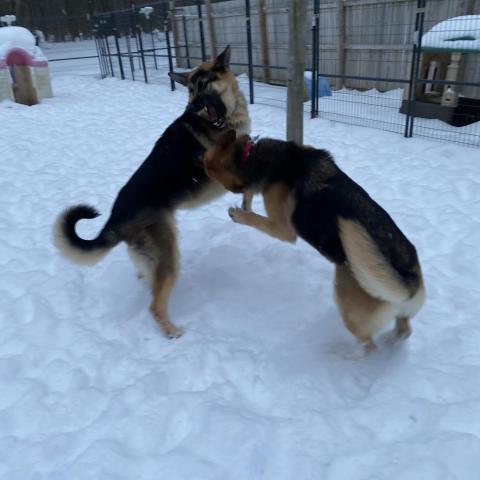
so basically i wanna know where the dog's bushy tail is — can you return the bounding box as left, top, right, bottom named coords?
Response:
left=338, top=217, right=412, bottom=304
left=53, top=205, right=120, bottom=266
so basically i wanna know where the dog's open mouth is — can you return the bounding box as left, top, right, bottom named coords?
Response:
left=205, top=105, right=226, bottom=129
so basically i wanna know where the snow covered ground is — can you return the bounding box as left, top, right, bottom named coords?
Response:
left=1, top=73, right=480, bottom=479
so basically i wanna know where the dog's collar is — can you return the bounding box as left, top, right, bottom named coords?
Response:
left=242, top=140, right=255, bottom=163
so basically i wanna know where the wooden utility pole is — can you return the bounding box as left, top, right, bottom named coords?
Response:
left=205, top=0, right=217, bottom=57
left=286, top=0, right=307, bottom=143
left=258, top=0, right=270, bottom=83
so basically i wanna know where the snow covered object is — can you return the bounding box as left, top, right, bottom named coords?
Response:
left=0, top=26, right=53, bottom=105
left=422, top=15, right=480, bottom=52
left=400, top=15, right=480, bottom=127
left=419, top=15, right=480, bottom=110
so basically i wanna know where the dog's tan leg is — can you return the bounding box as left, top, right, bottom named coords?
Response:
left=334, top=264, right=397, bottom=353
left=145, top=214, right=183, bottom=338
left=229, top=183, right=297, bottom=242
left=150, top=270, right=182, bottom=338
left=342, top=314, right=377, bottom=354
left=359, top=335, right=377, bottom=353
left=393, top=316, right=412, bottom=340
left=241, top=190, right=254, bottom=211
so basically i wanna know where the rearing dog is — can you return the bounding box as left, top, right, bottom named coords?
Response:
left=203, top=130, right=425, bottom=352
left=54, top=47, right=251, bottom=338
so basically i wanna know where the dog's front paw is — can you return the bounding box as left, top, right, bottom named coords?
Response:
left=160, top=321, right=184, bottom=339
left=228, top=206, right=249, bottom=225
left=166, top=325, right=184, bottom=339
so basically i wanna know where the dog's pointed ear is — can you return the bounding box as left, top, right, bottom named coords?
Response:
left=213, top=45, right=231, bottom=71
left=217, top=129, right=236, bottom=149
left=168, top=71, right=189, bottom=86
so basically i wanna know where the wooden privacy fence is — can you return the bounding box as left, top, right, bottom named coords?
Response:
left=171, top=0, right=480, bottom=98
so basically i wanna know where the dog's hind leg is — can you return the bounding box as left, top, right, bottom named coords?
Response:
left=146, top=214, right=183, bottom=338
left=385, top=275, right=424, bottom=343
left=334, top=264, right=394, bottom=353
left=128, top=245, right=154, bottom=281
left=393, top=316, right=412, bottom=340
left=381, top=315, right=412, bottom=346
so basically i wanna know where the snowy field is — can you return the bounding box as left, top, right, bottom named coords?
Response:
left=1, top=73, right=480, bottom=479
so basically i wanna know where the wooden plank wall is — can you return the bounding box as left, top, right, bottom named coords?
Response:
left=172, top=0, right=480, bottom=97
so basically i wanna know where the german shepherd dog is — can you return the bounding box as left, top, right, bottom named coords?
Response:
left=203, top=130, right=425, bottom=352
left=54, top=47, right=250, bottom=338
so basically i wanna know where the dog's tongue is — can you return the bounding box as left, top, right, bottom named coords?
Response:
left=207, top=104, right=219, bottom=122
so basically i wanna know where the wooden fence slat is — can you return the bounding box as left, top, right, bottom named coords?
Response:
left=171, top=0, right=479, bottom=98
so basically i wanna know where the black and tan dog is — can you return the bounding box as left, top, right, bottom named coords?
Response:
left=203, top=130, right=425, bottom=352
left=54, top=47, right=250, bottom=338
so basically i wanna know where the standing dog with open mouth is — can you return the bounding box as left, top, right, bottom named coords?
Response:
left=53, top=47, right=251, bottom=338
left=203, top=130, right=425, bottom=352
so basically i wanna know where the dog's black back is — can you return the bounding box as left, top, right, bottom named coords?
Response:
left=240, top=140, right=419, bottom=282
left=298, top=152, right=417, bottom=275
left=107, top=110, right=212, bottom=230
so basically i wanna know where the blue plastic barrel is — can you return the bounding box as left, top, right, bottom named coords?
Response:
left=304, top=72, right=332, bottom=98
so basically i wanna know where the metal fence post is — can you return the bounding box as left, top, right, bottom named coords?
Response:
left=336, top=0, right=346, bottom=90
left=165, top=18, right=176, bottom=91
left=245, top=0, right=254, bottom=104
left=104, top=35, right=115, bottom=76
left=287, top=0, right=307, bottom=143
left=94, top=37, right=107, bottom=78
left=126, top=32, right=135, bottom=80
left=196, top=0, right=207, bottom=62
left=405, top=0, right=426, bottom=138
left=101, top=38, right=109, bottom=78
left=314, top=0, right=320, bottom=116
left=311, top=0, right=319, bottom=118
left=137, top=28, right=149, bottom=83
left=114, top=29, right=125, bottom=80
